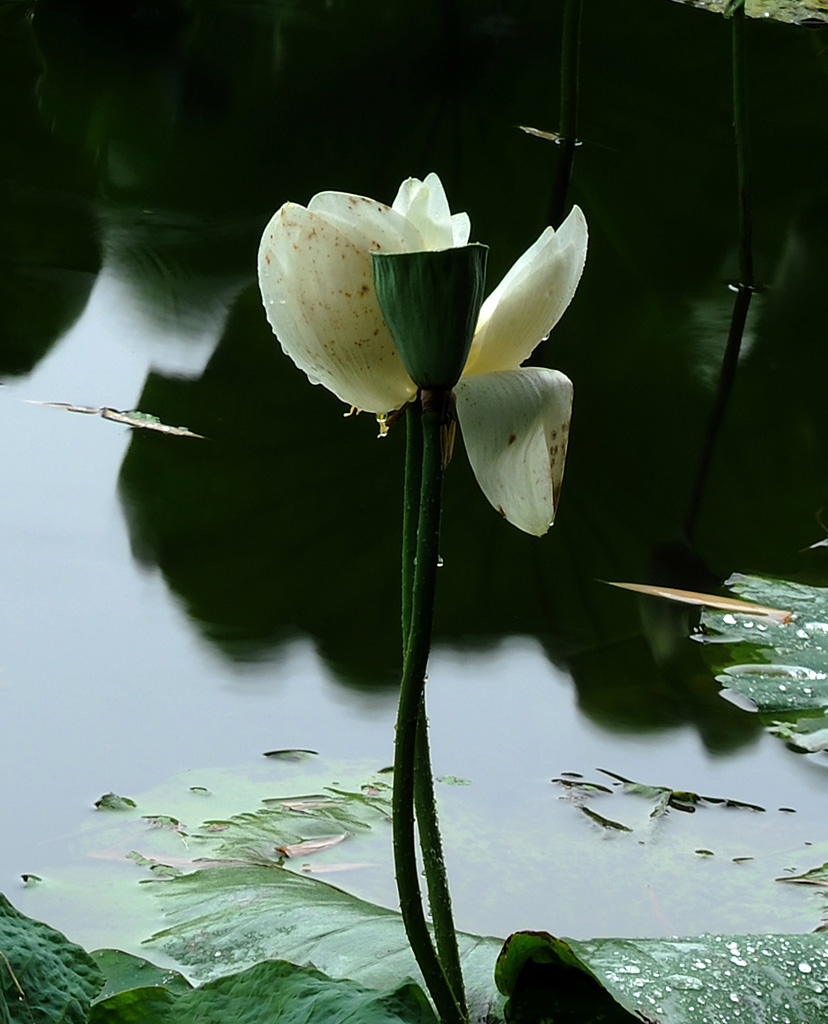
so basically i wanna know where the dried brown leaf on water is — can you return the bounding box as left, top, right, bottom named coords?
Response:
left=604, top=580, right=792, bottom=623
left=276, top=834, right=348, bottom=858
left=517, top=124, right=561, bottom=142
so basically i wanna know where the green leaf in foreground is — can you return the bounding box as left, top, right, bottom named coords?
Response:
left=89, top=960, right=436, bottom=1024
left=496, top=929, right=828, bottom=1023
left=0, top=894, right=103, bottom=1024
left=143, top=866, right=504, bottom=1022
left=90, top=950, right=191, bottom=1003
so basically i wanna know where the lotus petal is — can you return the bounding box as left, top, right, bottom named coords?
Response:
left=454, top=367, right=573, bottom=536
left=463, top=206, right=587, bottom=375
left=392, top=172, right=471, bottom=251
left=258, top=203, right=416, bottom=414
left=308, top=191, right=425, bottom=253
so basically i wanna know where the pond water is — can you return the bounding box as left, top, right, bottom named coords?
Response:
left=4, top=0, right=828, bottom=951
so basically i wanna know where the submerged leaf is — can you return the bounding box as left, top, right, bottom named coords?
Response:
left=276, top=834, right=348, bottom=858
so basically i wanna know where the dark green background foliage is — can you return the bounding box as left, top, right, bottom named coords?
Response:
left=4, top=0, right=826, bottom=731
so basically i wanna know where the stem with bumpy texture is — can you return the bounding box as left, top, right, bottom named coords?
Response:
left=394, top=391, right=466, bottom=1024
left=414, top=697, right=466, bottom=1017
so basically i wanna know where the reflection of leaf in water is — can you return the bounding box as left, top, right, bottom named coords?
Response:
left=263, top=749, right=319, bottom=761
left=30, top=401, right=204, bottom=438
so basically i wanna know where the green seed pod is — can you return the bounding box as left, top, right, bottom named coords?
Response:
left=371, top=243, right=488, bottom=391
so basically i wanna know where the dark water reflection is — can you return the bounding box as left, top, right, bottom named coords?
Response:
left=4, top=0, right=828, bottom=936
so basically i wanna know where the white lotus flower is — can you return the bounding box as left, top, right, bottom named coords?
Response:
left=258, top=173, right=587, bottom=536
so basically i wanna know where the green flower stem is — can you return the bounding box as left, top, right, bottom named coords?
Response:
left=402, top=404, right=466, bottom=1012
left=413, top=702, right=466, bottom=1018
left=394, top=391, right=466, bottom=1024
left=548, top=0, right=582, bottom=229
left=402, top=404, right=421, bottom=645
left=684, top=5, right=754, bottom=543
left=732, top=2, right=753, bottom=287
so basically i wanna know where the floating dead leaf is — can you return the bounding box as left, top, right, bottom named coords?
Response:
left=276, top=834, right=348, bottom=858
left=579, top=806, right=633, bottom=832
left=604, top=580, right=791, bottom=622
left=30, top=401, right=204, bottom=438
left=123, top=851, right=254, bottom=870
left=517, top=124, right=561, bottom=142
left=263, top=749, right=318, bottom=761
left=776, top=866, right=828, bottom=887
left=265, top=795, right=339, bottom=811
left=299, top=861, right=377, bottom=874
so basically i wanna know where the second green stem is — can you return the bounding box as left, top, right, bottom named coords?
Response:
left=394, top=393, right=466, bottom=1024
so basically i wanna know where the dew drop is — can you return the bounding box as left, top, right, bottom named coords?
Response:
left=665, top=974, right=703, bottom=991
left=799, top=962, right=812, bottom=974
